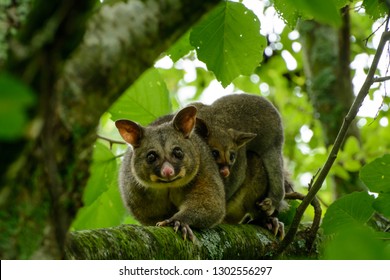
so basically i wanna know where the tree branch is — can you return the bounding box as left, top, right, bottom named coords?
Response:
left=278, top=30, right=390, bottom=254
left=97, top=134, right=126, bottom=147
left=65, top=224, right=319, bottom=260
left=284, top=192, right=322, bottom=250
left=373, top=75, right=390, bottom=83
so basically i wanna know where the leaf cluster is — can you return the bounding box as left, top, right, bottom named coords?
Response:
left=321, top=155, right=390, bottom=259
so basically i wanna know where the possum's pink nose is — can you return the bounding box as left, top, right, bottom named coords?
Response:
left=161, top=162, right=175, bottom=178
left=220, top=166, right=230, bottom=178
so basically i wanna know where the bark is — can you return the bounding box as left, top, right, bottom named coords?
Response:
left=65, top=224, right=320, bottom=260
left=0, top=0, right=220, bottom=259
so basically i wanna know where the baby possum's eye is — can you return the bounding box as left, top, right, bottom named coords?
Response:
left=212, top=149, right=220, bottom=159
left=172, top=147, right=184, bottom=160
left=229, top=152, right=236, bottom=162
left=146, top=151, right=158, bottom=164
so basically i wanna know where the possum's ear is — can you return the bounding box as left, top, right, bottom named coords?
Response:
left=115, top=119, right=144, bottom=147
left=173, top=106, right=198, bottom=138
left=228, top=128, right=256, bottom=149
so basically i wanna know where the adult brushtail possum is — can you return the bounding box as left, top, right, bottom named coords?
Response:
left=193, top=93, right=286, bottom=216
left=115, top=106, right=225, bottom=241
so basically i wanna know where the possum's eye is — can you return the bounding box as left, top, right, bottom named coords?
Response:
left=212, top=149, right=219, bottom=159
left=229, top=152, right=236, bottom=162
left=172, top=147, right=184, bottom=160
left=146, top=151, right=158, bottom=164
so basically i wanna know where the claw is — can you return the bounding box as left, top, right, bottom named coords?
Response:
left=173, top=220, right=180, bottom=233
left=271, top=217, right=279, bottom=235
left=183, top=224, right=195, bottom=242
left=266, top=217, right=284, bottom=240
left=278, top=222, right=285, bottom=240
left=181, top=225, right=187, bottom=240
left=156, top=219, right=170, bottom=227
left=239, top=213, right=254, bottom=224
left=156, top=219, right=195, bottom=242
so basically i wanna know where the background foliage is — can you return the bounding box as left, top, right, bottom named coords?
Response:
left=1, top=0, right=390, bottom=259
left=68, top=0, right=390, bottom=259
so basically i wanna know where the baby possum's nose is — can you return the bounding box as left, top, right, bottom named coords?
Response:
left=219, top=166, right=230, bottom=177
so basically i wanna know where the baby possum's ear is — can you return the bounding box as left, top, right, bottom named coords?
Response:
left=227, top=128, right=256, bottom=149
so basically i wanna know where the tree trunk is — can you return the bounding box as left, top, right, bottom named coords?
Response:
left=65, top=224, right=319, bottom=260
left=0, top=0, right=220, bottom=260
left=299, top=7, right=365, bottom=198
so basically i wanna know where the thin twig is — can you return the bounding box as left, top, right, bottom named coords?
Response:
left=97, top=134, right=126, bottom=148
left=315, top=194, right=329, bottom=208
left=277, top=30, right=390, bottom=254
left=373, top=76, right=390, bottom=83
left=115, top=152, right=126, bottom=158
left=308, top=168, right=321, bottom=191
left=284, top=192, right=322, bottom=251
left=364, top=18, right=388, bottom=46
left=368, top=75, right=389, bottom=124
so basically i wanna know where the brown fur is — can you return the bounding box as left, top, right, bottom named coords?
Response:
left=192, top=93, right=286, bottom=215
left=116, top=106, right=225, bottom=240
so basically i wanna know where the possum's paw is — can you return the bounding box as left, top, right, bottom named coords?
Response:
left=257, top=197, right=276, bottom=216
left=156, top=219, right=195, bottom=242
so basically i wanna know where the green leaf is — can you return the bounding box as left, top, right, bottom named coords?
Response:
left=274, top=0, right=343, bottom=27
left=323, top=224, right=390, bottom=259
left=167, top=31, right=193, bottom=62
left=278, top=200, right=300, bottom=226
left=273, top=0, right=301, bottom=27
left=233, top=75, right=261, bottom=95
left=190, top=1, right=266, bottom=87
left=83, top=142, right=117, bottom=206
left=331, top=163, right=351, bottom=180
left=343, top=136, right=361, bottom=155
left=338, top=137, right=362, bottom=172
left=343, top=159, right=362, bottom=172
left=122, top=215, right=139, bottom=225
left=363, top=0, right=389, bottom=20
left=71, top=142, right=127, bottom=230
left=109, top=68, right=171, bottom=125
left=321, top=191, right=375, bottom=235
left=373, top=193, right=390, bottom=219
left=360, top=154, right=390, bottom=193
left=297, top=0, right=342, bottom=27
left=0, top=72, right=35, bottom=140
left=71, top=184, right=126, bottom=230
left=333, top=0, right=353, bottom=9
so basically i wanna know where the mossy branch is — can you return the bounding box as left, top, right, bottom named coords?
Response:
left=65, top=224, right=319, bottom=260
